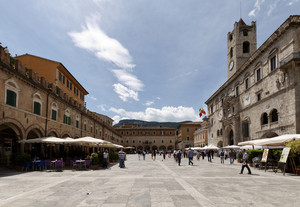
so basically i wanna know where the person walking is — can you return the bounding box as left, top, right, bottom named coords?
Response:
left=201, top=151, right=205, bottom=160
left=118, top=148, right=126, bottom=168
left=220, top=149, right=225, bottom=164
left=229, top=149, right=235, bottom=164
left=240, top=149, right=251, bottom=174
left=153, top=150, right=157, bottom=161
left=163, top=150, right=166, bottom=160
left=187, top=148, right=194, bottom=166
left=103, top=150, right=109, bottom=169
left=138, top=150, right=141, bottom=160
left=142, top=150, right=146, bottom=160
left=207, top=150, right=212, bottom=162
left=177, top=150, right=182, bottom=166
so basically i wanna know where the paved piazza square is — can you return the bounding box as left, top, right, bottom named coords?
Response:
left=0, top=154, right=299, bottom=207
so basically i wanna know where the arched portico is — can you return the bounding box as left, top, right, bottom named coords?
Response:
left=0, top=122, right=23, bottom=166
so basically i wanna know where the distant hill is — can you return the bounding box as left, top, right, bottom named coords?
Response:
left=114, top=119, right=191, bottom=128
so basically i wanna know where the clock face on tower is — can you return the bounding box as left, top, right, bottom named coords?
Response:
left=229, top=60, right=234, bottom=70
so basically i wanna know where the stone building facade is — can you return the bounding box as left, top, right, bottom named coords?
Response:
left=176, top=122, right=202, bottom=149
left=114, top=124, right=176, bottom=151
left=193, top=121, right=208, bottom=147
left=0, top=44, right=121, bottom=165
left=205, top=15, right=300, bottom=147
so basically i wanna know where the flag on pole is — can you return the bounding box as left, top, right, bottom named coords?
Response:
left=199, top=107, right=206, bottom=117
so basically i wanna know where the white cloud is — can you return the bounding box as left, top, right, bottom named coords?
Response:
left=288, top=0, right=299, bottom=6
left=248, top=0, right=265, bottom=18
left=97, top=104, right=107, bottom=111
left=109, top=106, right=200, bottom=122
left=112, top=69, right=144, bottom=91
left=87, top=95, right=97, bottom=101
left=113, top=83, right=139, bottom=102
left=69, top=16, right=135, bottom=69
left=156, top=97, right=161, bottom=100
left=144, top=100, right=154, bottom=106
left=112, top=115, right=121, bottom=125
left=267, top=0, right=280, bottom=16
left=69, top=15, right=144, bottom=102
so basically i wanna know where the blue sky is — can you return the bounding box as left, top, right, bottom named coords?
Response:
left=1, top=0, right=299, bottom=124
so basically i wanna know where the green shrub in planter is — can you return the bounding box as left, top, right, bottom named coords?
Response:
left=109, top=151, right=119, bottom=161
left=237, top=152, right=243, bottom=160
left=246, top=149, right=263, bottom=163
left=90, top=153, right=100, bottom=165
left=14, top=153, right=31, bottom=166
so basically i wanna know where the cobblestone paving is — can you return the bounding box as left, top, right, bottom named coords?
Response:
left=0, top=154, right=300, bottom=207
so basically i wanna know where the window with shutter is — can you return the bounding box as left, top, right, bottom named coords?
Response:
left=51, top=110, right=57, bottom=120
left=33, top=101, right=41, bottom=115
left=6, top=89, right=17, bottom=107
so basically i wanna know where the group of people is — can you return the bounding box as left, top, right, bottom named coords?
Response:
left=219, top=149, right=237, bottom=164
left=119, top=147, right=251, bottom=175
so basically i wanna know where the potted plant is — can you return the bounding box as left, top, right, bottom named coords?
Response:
left=237, top=151, right=243, bottom=163
left=109, top=151, right=119, bottom=163
left=286, top=139, right=300, bottom=174
left=246, top=149, right=263, bottom=167
left=14, top=153, right=31, bottom=171
left=90, top=153, right=99, bottom=170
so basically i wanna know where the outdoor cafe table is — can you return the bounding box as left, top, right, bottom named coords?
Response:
left=32, top=160, right=41, bottom=170
left=75, top=160, right=86, bottom=169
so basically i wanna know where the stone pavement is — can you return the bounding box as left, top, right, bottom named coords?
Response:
left=0, top=154, right=300, bottom=207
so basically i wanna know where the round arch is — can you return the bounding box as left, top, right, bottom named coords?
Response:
left=159, top=145, right=166, bottom=151
left=0, top=118, right=24, bottom=140
left=26, top=128, right=43, bottom=139
left=270, top=108, right=278, bottom=123
left=0, top=122, right=23, bottom=160
left=62, top=133, right=71, bottom=138
left=25, top=124, right=44, bottom=139
left=47, top=128, right=59, bottom=137
left=167, top=146, right=173, bottom=151
left=152, top=145, right=158, bottom=151
left=144, top=145, right=150, bottom=152
left=137, top=146, right=143, bottom=151
left=261, top=132, right=278, bottom=138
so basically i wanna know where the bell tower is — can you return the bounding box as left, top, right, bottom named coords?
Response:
left=227, top=19, right=257, bottom=79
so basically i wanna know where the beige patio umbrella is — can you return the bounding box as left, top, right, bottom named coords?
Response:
left=18, top=137, right=66, bottom=144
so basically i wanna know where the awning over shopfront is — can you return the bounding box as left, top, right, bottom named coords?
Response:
left=238, top=134, right=300, bottom=146
left=222, top=145, right=240, bottom=149
left=18, top=136, right=123, bottom=148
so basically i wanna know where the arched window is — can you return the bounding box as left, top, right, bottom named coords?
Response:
left=51, top=102, right=58, bottom=121
left=33, top=93, right=42, bottom=115
left=261, top=113, right=268, bottom=125
left=64, top=109, right=71, bottom=125
left=217, top=130, right=219, bottom=136
left=243, top=29, right=248, bottom=36
left=230, top=47, right=233, bottom=58
left=271, top=109, right=278, bottom=122
left=243, top=41, right=250, bottom=53
left=186, top=136, right=190, bottom=141
left=5, top=79, right=19, bottom=107
left=74, top=115, right=79, bottom=128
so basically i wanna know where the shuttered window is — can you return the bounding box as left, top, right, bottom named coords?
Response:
left=33, top=101, right=41, bottom=115
left=51, top=110, right=57, bottom=120
left=6, top=90, right=17, bottom=107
